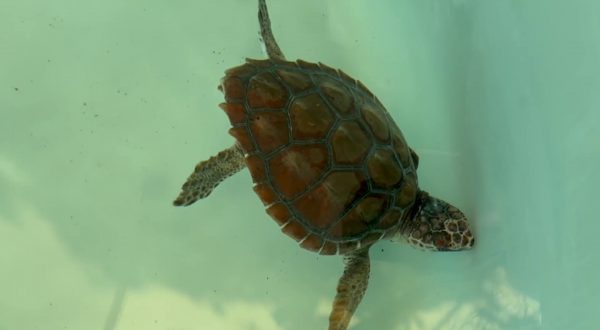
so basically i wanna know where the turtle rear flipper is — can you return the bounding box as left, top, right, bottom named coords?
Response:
left=258, top=0, right=285, bottom=60
left=173, top=144, right=245, bottom=206
left=329, top=248, right=370, bottom=330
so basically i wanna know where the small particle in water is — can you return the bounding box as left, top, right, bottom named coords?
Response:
left=381, top=248, right=384, bottom=253
left=14, top=87, right=19, bottom=91
left=266, top=276, right=270, bottom=280
left=94, top=114, right=99, bottom=118
left=83, top=102, right=87, bottom=106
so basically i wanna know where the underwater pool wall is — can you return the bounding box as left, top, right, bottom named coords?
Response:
left=1, top=0, right=599, bottom=329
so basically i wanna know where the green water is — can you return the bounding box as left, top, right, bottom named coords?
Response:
left=2, top=1, right=599, bottom=329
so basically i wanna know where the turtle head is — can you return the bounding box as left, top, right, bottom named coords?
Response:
left=396, top=191, right=474, bottom=251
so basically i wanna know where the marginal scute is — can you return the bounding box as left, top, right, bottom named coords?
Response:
left=362, top=103, right=389, bottom=141
left=318, top=62, right=339, bottom=77
left=276, top=69, right=313, bottom=92
left=337, top=69, right=355, bottom=85
left=367, top=148, right=403, bottom=188
left=391, top=127, right=412, bottom=167
left=249, top=111, right=289, bottom=153
left=225, top=63, right=256, bottom=78
left=296, top=59, right=320, bottom=71
left=228, top=126, right=254, bottom=152
left=332, top=121, right=372, bottom=164
left=246, top=58, right=272, bottom=68
left=247, top=72, right=288, bottom=109
left=356, top=80, right=373, bottom=98
left=269, top=144, right=328, bottom=199
left=290, top=94, right=335, bottom=140
left=373, top=96, right=386, bottom=110
left=319, top=241, right=338, bottom=255
left=409, top=148, right=420, bottom=169
left=281, top=220, right=308, bottom=241
left=319, top=76, right=355, bottom=115
left=221, top=77, right=245, bottom=100
left=219, top=102, right=246, bottom=125
left=293, top=171, right=363, bottom=230
left=253, top=183, right=277, bottom=206
left=266, top=203, right=291, bottom=226
left=300, top=234, right=324, bottom=252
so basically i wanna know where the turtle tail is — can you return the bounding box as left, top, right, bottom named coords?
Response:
left=258, top=0, right=286, bottom=61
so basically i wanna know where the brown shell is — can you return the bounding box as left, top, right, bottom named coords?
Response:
left=220, top=58, right=418, bottom=255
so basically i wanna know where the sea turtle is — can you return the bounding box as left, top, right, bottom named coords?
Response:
left=173, top=1, right=474, bottom=329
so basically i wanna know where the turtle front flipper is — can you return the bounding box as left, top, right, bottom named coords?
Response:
left=173, top=144, right=245, bottom=206
left=329, top=248, right=370, bottom=330
left=258, top=0, right=285, bottom=60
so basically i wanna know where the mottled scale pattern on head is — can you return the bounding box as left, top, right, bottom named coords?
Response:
left=219, top=58, right=420, bottom=255
left=400, top=192, right=474, bottom=251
